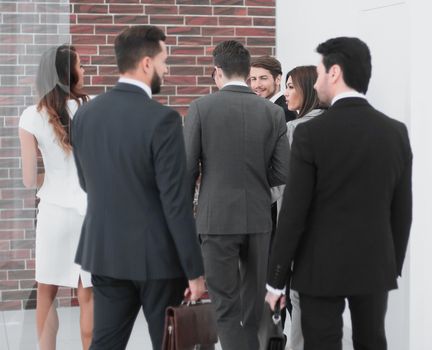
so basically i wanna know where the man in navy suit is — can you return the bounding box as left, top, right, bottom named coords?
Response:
left=72, top=26, right=205, bottom=349
left=266, top=37, right=412, bottom=350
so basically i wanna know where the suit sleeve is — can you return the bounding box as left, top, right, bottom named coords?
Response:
left=71, top=111, right=86, bottom=192
left=267, top=123, right=315, bottom=289
left=183, top=101, right=202, bottom=199
left=152, top=109, right=204, bottom=280
left=391, top=125, right=413, bottom=276
left=268, top=109, right=290, bottom=187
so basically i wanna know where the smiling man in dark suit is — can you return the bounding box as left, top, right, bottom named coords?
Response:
left=72, top=26, right=205, bottom=349
left=266, top=37, right=412, bottom=350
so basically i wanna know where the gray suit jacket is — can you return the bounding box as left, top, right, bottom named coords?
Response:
left=184, top=84, right=290, bottom=235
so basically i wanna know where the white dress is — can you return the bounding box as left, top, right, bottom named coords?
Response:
left=19, top=100, right=92, bottom=288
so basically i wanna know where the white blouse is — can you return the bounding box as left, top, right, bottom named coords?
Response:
left=19, top=99, right=86, bottom=215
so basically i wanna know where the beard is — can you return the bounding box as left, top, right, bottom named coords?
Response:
left=150, top=70, right=162, bottom=94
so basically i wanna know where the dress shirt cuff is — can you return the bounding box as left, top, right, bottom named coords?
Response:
left=266, top=283, right=286, bottom=296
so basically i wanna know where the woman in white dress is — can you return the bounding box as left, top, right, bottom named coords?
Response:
left=18, top=45, right=93, bottom=350
left=283, top=65, right=324, bottom=350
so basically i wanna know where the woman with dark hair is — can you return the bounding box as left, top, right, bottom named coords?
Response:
left=280, top=65, right=324, bottom=350
left=19, top=45, right=93, bottom=349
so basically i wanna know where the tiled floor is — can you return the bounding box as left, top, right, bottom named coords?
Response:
left=0, top=307, right=353, bottom=349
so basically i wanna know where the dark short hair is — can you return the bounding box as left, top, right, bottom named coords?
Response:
left=316, top=37, right=372, bottom=94
left=287, top=65, right=320, bottom=118
left=114, top=25, right=166, bottom=74
left=212, top=40, right=250, bottom=79
left=250, top=56, right=282, bottom=79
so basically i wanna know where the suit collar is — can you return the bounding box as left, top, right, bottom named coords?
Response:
left=331, top=97, right=370, bottom=108
left=112, top=82, right=151, bottom=99
left=220, top=85, right=256, bottom=95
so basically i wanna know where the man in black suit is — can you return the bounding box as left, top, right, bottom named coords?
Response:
left=72, top=26, right=205, bottom=349
left=249, top=56, right=297, bottom=123
left=265, top=37, right=412, bottom=350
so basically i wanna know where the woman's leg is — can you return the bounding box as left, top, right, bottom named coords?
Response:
left=77, top=278, right=94, bottom=350
left=36, top=283, right=59, bottom=350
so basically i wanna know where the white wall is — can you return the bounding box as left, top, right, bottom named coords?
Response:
left=276, top=0, right=432, bottom=349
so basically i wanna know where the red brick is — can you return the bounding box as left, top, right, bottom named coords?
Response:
left=141, top=0, right=175, bottom=2
left=177, top=86, right=210, bottom=95
left=8, top=269, right=34, bottom=280
left=145, top=5, right=178, bottom=15
left=2, top=289, right=36, bottom=301
left=178, top=36, right=212, bottom=46
left=248, top=46, right=273, bottom=55
left=170, top=66, right=204, bottom=75
left=0, top=280, right=18, bottom=290
left=253, top=17, right=275, bottom=26
left=0, top=250, right=30, bottom=261
left=0, top=241, right=9, bottom=250
left=150, top=15, right=184, bottom=25
left=246, top=0, right=274, bottom=6
left=0, top=230, right=24, bottom=240
left=17, top=3, right=36, bottom=12
left=72, top=34, right=106, bottom=45
left=185, top=16, right=217, bottom=25
left=213, top=36, right=246, bottom=45
left=167, top=56, right=196, bottom=65
left=77, top=14, right=113, bottom=24
left=91, top=55, right=117, bottom=65
left=92, top=76, right=119, bottom=85
left=177, top=0, right=209, bottom=4
left=247, top=36, right=275, bottom=46
left=0, top=300, right=21, bottom=311
left=20, top=280, right=37, bottom=289
left=166, top=26, right=201, bottom=35
left=36, top=3, right=70, bottom=13
left=3, top=14, right=39, bottom=24
left=109, top=4, right=144, bottom=13
left=70, top=25, right=95, bottom=34
left=0, top=3, right=17, bottom=12
left=99, top=66, right=119, bottom=75
left=248, top=6, right=275, bottom=16
left=106, top=0, right=139, bottom=2
left=211, top=0, right=244, bottom=4
left=169, top=96, right=198, bottom=105
left=236, top=27, right=274, bottom=36
left=197, top=76, right=214, bottom=85
left=164, top=76, right=196, bottom=85
left=179, top=6, right=212, bottom=15
left=0, top=260, right=25, bottom=270
left=0, top=271, right=6, bottom=280
left=170, top=46, right=204, bottom=56
left=74, top=4, right=108, bottom=13
left=0, top=220, right=34, bottom=230
left=71, top=0, right=105, bottom=3
left=153, top=96, right=168, bottom=104
left=95, top=25, right=128, bottom=35
left=0, top=34, right=32, bottom=44
left=0, top=148, right=20, bottom=157
left=202, top=26, right=235, bottom=36
left=219, top=16, right=252, bottom=26
left=114, top=15, right=148, bottom=24
left=214, top=6, right=247, bottom=15
left=0, top=179, right=25, bottom=189
left=98, top=45, right=116, bottom=55
left=197, top=56, right=213, bottom=65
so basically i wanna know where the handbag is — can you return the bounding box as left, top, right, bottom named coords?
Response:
left=258, top=300, right=286, bottom=350
left=162, top=299, right=218, bottom=350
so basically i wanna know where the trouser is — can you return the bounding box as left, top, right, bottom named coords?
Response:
left=200, top=233, right=270, bottom=350
left=89, top=274, right=187, bottom=350
left=300, top=292, right=388, bottom=350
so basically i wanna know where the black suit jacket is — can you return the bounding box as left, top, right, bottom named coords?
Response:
left=274, top=94, right=296, bottom=123
left=268, top=97, right=412, bottom=295
left=72, top=83, right=204, bottom=281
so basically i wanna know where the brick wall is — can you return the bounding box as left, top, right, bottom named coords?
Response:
left=0, top=0, right=276, bottom=311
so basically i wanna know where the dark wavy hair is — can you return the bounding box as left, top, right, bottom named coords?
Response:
left=36, top=45, right=88, bottom=152
left=213, top=40, right=250, bottom=79
left=286, top=65, right=320, bottom=118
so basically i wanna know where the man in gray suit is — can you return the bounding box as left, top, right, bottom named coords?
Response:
left=184, top=40, right=290, bottom=350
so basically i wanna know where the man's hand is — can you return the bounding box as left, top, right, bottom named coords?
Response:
left=184, top=276, right=206, bottom=301
left=265, top=291, right=286, bottom=311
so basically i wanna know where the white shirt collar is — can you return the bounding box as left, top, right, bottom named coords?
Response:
left=269, top=90, right=284, bottom=103
left=331, top=90, right=366, bottom=106
left=223, top=80, right=248, bottom=88
left=118, top=77, right=152, bottom=98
